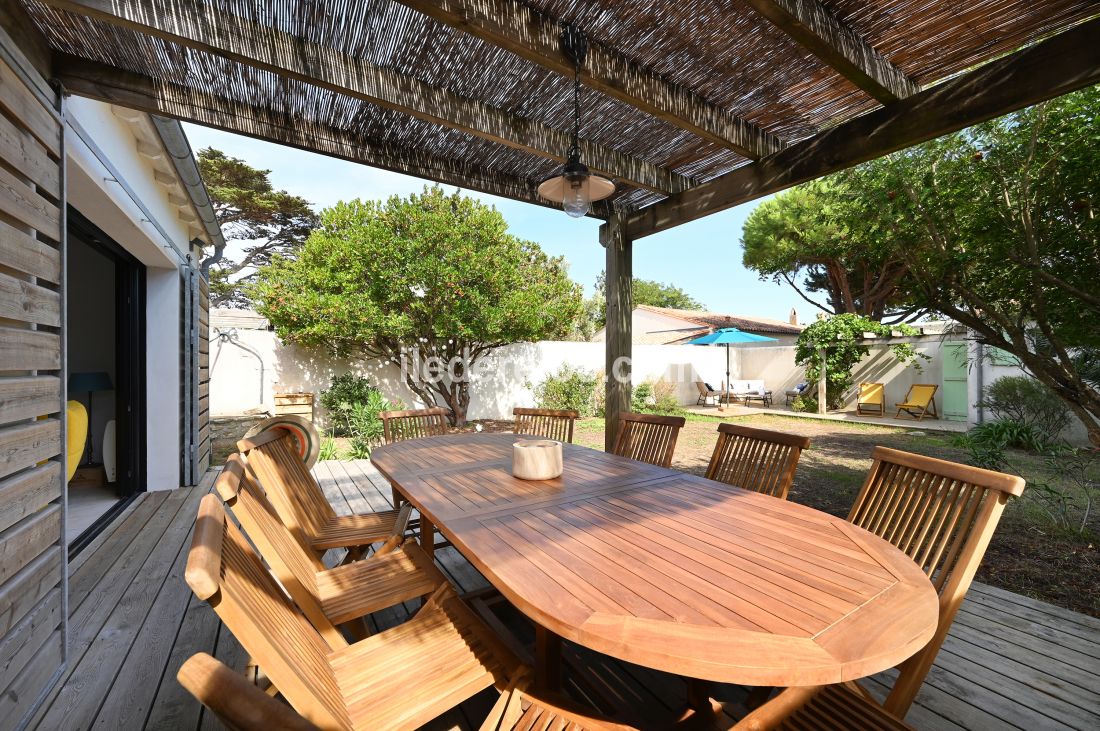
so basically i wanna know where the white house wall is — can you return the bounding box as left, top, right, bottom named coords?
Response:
left=65, top=97, right=192, bottom=490
left=65, top=97, right=190, bottom=266
left=967, top=341, right=1094, bottom=445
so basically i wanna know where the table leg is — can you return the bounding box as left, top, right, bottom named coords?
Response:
left=676, top=678, right=723, bottom=726
left=686, top=679, right=714, bottom=711
left=419, top=514, right=436, bottom=561
left=534, top=625, right=562, bottom=692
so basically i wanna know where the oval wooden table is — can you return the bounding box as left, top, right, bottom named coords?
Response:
left=372, top=433, right=938, bottom=692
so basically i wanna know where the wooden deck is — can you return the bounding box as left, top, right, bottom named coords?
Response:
left=29, top=461, right=1100, bottom=730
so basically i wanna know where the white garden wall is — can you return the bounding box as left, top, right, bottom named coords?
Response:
left=209, top=328, right=730, bottom=422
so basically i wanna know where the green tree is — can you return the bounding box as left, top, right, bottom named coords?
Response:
left=839, top=86, right=1100, bottom=444
left=251, top=186, right=583, bottom=425
left=573, top=273, right=705, bottom=338
left=741, top=180, right=917, bottom=322
left=198, top=148, right=318, bottom=307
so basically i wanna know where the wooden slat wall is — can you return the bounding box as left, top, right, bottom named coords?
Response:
left=0, top=39, right=65, bottom=730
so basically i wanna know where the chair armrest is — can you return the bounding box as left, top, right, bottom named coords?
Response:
left=178, top=653, right=319, bottom=731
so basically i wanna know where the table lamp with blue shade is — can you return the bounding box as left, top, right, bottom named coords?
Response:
left=68, top=371, right=113, bottom=465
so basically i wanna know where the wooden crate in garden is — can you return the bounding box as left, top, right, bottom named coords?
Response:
left=274, top=392, right=314, bottom=422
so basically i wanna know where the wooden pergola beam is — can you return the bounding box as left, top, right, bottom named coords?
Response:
left=55, top=55, right=566, bottom=214
left=393, top=0, right=785, bottom=160
left=40, top=0, right=688, bottom=195
left=742, top=0, right=918, bottom=103
left=626, top=16, right=1100, bottom=239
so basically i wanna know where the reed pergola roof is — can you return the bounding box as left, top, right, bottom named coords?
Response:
left=28, top=0, right=1100, bottom=237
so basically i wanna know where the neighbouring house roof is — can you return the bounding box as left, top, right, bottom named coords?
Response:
left=634, top=305, right=802, bottom=344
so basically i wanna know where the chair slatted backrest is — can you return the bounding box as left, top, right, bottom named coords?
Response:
left=611, top=412, right=685, bottom=468
left=215, top=454, right=350, bottom=649
left=849, top=446, right=1025, bottom=716
left=380, top=407, right=449, bottom=444
left=513, top=408, right=578, bottom=443
left=185, top=494, right=351, bottom=730
left=705, top=424, right=810, bottom=500
left=238, top=430, right=336, bottom=544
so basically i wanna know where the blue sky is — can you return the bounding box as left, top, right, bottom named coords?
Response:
left=183, top=124, right=809, bottom=323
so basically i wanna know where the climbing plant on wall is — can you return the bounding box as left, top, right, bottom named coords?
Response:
left=794, top=314, right=926, bottom=410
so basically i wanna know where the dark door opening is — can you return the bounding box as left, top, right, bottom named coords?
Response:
left=66, top=208, right=146, bottom=551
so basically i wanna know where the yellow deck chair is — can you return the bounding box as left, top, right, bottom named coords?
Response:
left=895, top=383, right=939, bottom=420
left=856, top=382, right=885, bottom=417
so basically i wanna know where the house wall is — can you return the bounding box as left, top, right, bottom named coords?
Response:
left=0, top=23, right=66, bottom=726
left=967, top=341, right=1094, bottom=445
left=65, top=97, right=194, bottom=489
left=209, top=327, right=731, bottom=423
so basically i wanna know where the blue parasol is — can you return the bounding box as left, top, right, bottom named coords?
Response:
left=686, top=328, right=777, bottom=398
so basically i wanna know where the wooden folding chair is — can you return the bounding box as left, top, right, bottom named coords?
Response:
left=895, top=384, right=938, bottom=420
left=513, top=407, right=579, bottom=443
left=611, top=412, right=685, bottom=468
left=735, top=447, right=1025, bottom=729
left=379, top=406, right=449, bottom=510
left=856, top=382, right=885, bottom=417
left=215, top=454, right=442, bottom=648
left=183, top=496, right=631, bottom=730
left=380, top=406, right=448, bottom=443
left=184, top=493, right=523, bottom=730
left=180, top=654, right=634, bottom=731
left=704, top=424, right=810, bottom=500
left=237, top=430, right=406, bottom=560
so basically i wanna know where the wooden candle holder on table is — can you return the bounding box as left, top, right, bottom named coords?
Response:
left=512, top=439, right=563, bottom=480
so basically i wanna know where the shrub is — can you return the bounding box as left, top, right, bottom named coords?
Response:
left=319, top=374, right=383, bottom=436
left=533, top=365, right=600, bottom=417
left=790, top=394, right=818, bottom=413
left=650, top=379, right=680, bottom=413
left=954, top=420, right=1053, bottom=470
left=1010, top=443, right=1097, bottom=535
left=318, top=436, right=340, bottom=461
left=978, top=376, right=1071, bottom=442
left=631, top=382, right=653, bottom=412
left=319, top=374, right=400, bottom=456
left=345, top=393, right=399, bottom=458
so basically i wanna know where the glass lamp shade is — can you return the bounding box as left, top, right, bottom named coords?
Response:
left=537, top=160, right=615, bottom=218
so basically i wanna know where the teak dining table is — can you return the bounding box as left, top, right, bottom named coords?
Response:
left=371, top=433, right=938, bottom=693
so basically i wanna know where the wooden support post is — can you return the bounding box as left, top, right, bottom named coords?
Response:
left=817, top=347, right=827, bottom=415
left=602, top=213, right=631, bottom=451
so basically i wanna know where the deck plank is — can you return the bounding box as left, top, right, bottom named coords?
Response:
left=143, top=592, right=221, bottom=731
left=93, top=475, right=217, bottom=730
left=27, top=489, right=188, bottom=729
left=34, top=461, right=1100, bottom=731
left=33, top=487, right=200, bottom=730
